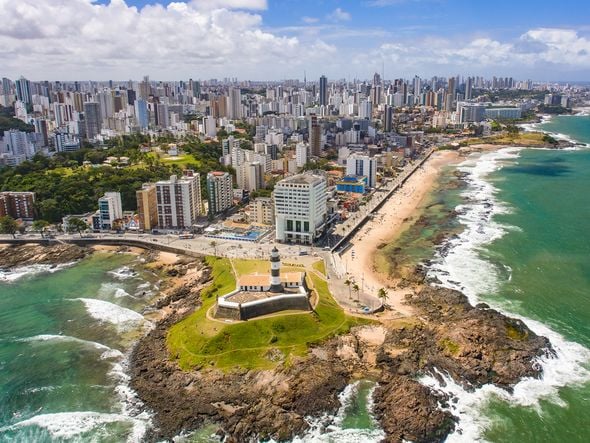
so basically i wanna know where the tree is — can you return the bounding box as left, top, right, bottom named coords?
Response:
left=209, top=240, right=218, bottom=256
left=377, top=287, right=389, bottom=305
left=32, top=220, right=50, bottom=238
left=344, top=279, right=352, bottom=299
left=352, top=283, right=360, bottom=302
left=66, top=217, right=89, bottom=237
left=0, top=216, right=18, bottom=238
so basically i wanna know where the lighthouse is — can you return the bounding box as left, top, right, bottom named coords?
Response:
left=269, top=246, right=282, bottom=293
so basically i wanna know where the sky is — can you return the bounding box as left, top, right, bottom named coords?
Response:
left=1, top=0, right=590, bottom=81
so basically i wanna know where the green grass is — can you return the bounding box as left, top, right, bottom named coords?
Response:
left=161, top=153, right=201, bottom=168
left=167, top=257, right=372, bottom=371
left=312, top=259, right=326, bottom=276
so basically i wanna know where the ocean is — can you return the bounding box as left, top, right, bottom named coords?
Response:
left=424, top=114, right=590, bottom=442
left=0, top=252, right=159, bottom=442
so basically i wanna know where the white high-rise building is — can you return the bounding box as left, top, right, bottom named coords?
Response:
left=273, top=173, right=327, bottom=245
left=296, top=142, right=308, bottom=168
left=346, top=153, right=377, bottom=187
left=236, top=161, right=265, bottom=191
left=155, top=170, right=202, bottom=229
left=207, top=171, right=233, bottom=216
left=98, top=192, right=123, bottom=230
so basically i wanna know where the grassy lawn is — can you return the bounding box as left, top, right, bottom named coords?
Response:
left=161, top=153, right=201, bottom=168
left=312, top=259, right=326, bottom=276
left=167, top=257, right=371, bottom=371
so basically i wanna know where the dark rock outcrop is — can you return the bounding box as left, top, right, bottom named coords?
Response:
left=0, top=243, right=89, bottom=268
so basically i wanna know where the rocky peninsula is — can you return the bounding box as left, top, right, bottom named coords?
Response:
left=129, top=254, right=553, bottom=442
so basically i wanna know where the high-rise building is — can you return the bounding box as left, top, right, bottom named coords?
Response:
left=346, top=153, right=377, bottom=187
left=319, top=75, right=328, bottom=107
left=465, top=76, right=473, bottom=100
left=83, top=102, right=101, bottom=140
left=134, top=99, right=149, bottom=129
left=136, top=183, right=158, bottom=231
left=98, top=192, right=123, bottom=230
left=15, top=77, right=31, bottom=105
left=296, top=142, right=308, bottom=168
left=384, top=105, right=393, bottom=132
left=155, top=171, right=202, bottom=229
left=156, top=103, right=169, bottom=128
left=207, top=171, right=233, bottom=216
left=309, top=114, right=321, bottom=156
left=273, top=172, right=327, bottom=244
left=228, top=87, right=242, bottom=120
left=236, top=161, right=265, bottom=191
left=0, top=192, right=35, bottom=220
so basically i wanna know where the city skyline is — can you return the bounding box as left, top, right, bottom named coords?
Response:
left=1, top=0, right=590, bottom=81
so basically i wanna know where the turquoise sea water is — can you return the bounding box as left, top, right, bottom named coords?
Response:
left=425, top=115, right=590, bottom=442
left=0, top=253, right=158, bottom=442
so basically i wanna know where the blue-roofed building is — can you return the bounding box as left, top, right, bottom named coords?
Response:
left=336, top=175, right=368, bottom=194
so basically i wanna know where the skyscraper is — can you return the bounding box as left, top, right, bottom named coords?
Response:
left=309, top=114, right=321, bottom=156
left=207, top=171, right=233, bottom=216
left=228, top=87, right=242, bottom=120
left=155, top=171, right=202, bottom=229
left=384, top=105, right=393, bottom=132
left=136, top=183, right=158, bottom=231
left=15, top=77, right=31, bottom=105
left=346, top=153, right=377, bottom=187
left=319, top=75, right=328, bottom=107
left=83, top=102, right=101, bottom=140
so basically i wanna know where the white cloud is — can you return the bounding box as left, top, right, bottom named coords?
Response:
left=302, top=16, right=319, bottom=24
left=0, top=0, right=334, bottom=80
left=370, top=28, right=590, bottom=77
left=327, top=8, right=351, bottom=22
left=188, top=0, right=267, bottom=10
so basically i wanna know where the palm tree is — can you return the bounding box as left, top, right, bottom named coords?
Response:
left=377, top=287, right=388, bottom=306
left=344, top=279, right=352, bottom=299
left=209, top=240, right=218, bottom=256
left=352, top=283, right=360, bottom=302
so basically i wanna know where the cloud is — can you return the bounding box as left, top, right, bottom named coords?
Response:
left=188, top=0, right=267, bottom=10
left=327, top=8, right=351, bottom=22
left=302, top=16, right=319, bottom=24
left=0, top=0, right=335, bottom=80
left=370, top=28, right=590, bottom=76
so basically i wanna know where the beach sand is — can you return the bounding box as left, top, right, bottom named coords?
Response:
left=340, top=150, right=460, bottom=316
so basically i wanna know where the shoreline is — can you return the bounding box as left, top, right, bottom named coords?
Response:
left=339, top=150, right=461, bottom=316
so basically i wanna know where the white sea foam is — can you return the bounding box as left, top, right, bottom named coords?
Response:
left=108, top=266, right=139, bottom=280
left=75, top=298, right=147, bottom=328
left=17, top=334, right=125, bottom=361
left=0, top=263, right=75, bottom=283
left=292, top=381, right=385, bottom=443
left=424, top=148, right=590, bottom=441
left=0, top=411, right=148, bottom=442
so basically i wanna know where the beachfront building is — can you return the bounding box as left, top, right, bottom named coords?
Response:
left=346, top=153, right=377, bottom=187
left=155, top=170, right=202, bottom=230
left=98, top=192, right=123, bottom=230
left=273, top=172, right=327, bottom=245
left=336, top=175, right=368, bottom=194
left=207, top=171, right=233, bottom=216
left=0, top=191, right=36, bottom=221
left=136, top=183, right=158, bottom=231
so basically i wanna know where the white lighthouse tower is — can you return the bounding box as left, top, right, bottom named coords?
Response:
left=269, top=246, right=282, bottom=293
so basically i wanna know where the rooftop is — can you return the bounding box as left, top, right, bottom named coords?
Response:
left=238, top=272, right=304, bottom=287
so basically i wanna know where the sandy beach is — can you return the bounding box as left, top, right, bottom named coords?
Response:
left=340, top=150, right=460, bottom=316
